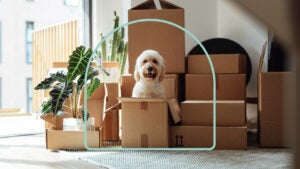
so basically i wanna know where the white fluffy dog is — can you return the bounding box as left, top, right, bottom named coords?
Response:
left=132, top=50, right=165, bottom=98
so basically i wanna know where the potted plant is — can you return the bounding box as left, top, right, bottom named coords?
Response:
left=98, top=11, right=128, bottom=82
left=35, top=46, right=104, bottom=130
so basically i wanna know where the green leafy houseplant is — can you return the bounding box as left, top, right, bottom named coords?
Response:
left=98, top=11, right=128, bottom=76
left=34, top=46, right=101, bottom=119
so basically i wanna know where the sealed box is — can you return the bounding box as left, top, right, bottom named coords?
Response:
left=181, top=100, right=246, bottom=126
left=46, top=130, right=100, bottom=150
left=185, top=74, right=246, bottom=100
left=258, top=43, right=294, bottom=147
left=171, top=126, right=247, bottom=149
left=187, top=54, right=246, bottom=74
left=119, top=98, right=169, bottom=148
left=121, top=74, right=183, bottom=101
left=128, top=0, right=185, bottom=73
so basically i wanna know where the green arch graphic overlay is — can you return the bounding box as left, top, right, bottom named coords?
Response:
left=83, top=18, right=216, bottom=151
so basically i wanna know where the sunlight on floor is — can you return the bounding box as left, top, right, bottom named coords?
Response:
left=0, top=115, right=45, bottom=138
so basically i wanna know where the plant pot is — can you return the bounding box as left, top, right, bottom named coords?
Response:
left=63, top=117, right=95, bottom=131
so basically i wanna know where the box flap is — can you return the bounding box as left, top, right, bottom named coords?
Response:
left=131, top=0, right=182, bottom=10
left=118, top=97, right=165, bottom=103
left=258, top=42, right=268, bottom=74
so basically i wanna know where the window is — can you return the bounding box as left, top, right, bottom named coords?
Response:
left=64, top=0, right=80, bottom=6
left=26, top=21, right=34, bottom=64
left=0, top=21, right=2, bottom=63
left=26, top=78, right=32, bottom=113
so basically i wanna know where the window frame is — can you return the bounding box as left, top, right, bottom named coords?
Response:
left=26, top=78, right=32, bottom=113
left=25, top=21, right=34, bottom=64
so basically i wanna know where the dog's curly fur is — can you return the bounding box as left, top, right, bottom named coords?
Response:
left=132, top=50, right=165, bottom=98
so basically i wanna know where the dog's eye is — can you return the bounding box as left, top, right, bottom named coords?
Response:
left=153, top=59, right=158, bottom=64
left=143, top=60, right=147, bottom=64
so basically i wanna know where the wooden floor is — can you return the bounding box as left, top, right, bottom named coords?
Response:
left=0, top=133, right=104, bottom=169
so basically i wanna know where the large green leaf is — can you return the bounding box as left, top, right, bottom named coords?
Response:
left=49, top=83, right=73, bottom=114
left=66, top=46, right=93, bottom=84
left=76, top=67, right=99, bottom=92
left=41, top=99, right=52, bottom=114
left=34, top=72, right=66, bottom=90
left=87, top=78, right=101, bottom=98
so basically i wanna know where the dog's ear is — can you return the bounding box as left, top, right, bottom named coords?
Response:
left=134, top=64, right=140, bottom=82
left=159, top=63, right=165, bottom=82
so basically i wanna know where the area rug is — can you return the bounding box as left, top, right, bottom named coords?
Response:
left=73, top=147, right=292, bottom=169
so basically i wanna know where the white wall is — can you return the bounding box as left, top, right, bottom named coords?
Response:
left=217, top=0, right=268, bottom=98
left=91, top=0, right=123, bottom=49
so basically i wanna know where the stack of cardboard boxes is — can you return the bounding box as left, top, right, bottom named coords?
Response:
left=119, top=0, right=185, bottom=148
left=119, top=0, right=248, bottom=149
left=171, top=54, right=248, bottom=149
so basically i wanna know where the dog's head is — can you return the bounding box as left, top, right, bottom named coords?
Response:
left=134, top=50, right=165, bottom=82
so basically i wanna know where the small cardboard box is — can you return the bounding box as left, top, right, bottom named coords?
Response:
left=181, top=100, right=246, bottom=126
left=128, top=0, right=185, bottom=73
left=46, top=130, right=100, bottom=150
left=119, top=98, right=169, bottom=148
left=171, top=126, right=247, bottom=149
left=121, top=74, right=183, bottom=101
left=258, top=43, right=294, bottom=147
left=187, top=54, right=246, bottom=74
left=185, top=74, right=246, bottom=100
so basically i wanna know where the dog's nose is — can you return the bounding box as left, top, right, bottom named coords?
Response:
left=147, top=66, right=153, bottom=71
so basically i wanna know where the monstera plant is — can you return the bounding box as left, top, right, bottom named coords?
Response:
left=35, top=46, right=102, bottom=119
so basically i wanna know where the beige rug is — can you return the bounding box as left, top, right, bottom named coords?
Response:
left=72, top=147, right=292, bottom=169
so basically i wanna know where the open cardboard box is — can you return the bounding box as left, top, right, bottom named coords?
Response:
left=258, top=42, right=294, bottom=147
left=44, top=62, right=107, bottom=150
left=128, top=0, right=185, bottom=73
left=45, top=84, right=106, bottom=150
left=119, top=98, right=170, bottom=148
left=121, top=74, right=184, bottom=101
left=46, top=130, right=100, bottom=150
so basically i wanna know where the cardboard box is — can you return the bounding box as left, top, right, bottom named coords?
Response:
left=46, top=130, right=100, bottom=150
left=121, top=74, right=136, bottom=98
left=181, top=100, right=246, bottom=126
left=119, top=98, right=169, bottom=148
left=171, top=126, right=247, bottom=149
left=187, top=54, right=246, bottom=74
left=128, top=0, right=185, bottom=73
left=102, top=83, right=120, bottom=141
left=121, top=74, right=183, bottom=101
left=85, top=84, right=106, bottom=130
left=258, top=43, right=294, bottom=147
left=185, top=74, right=246, bottom=100
left=44, top=81, right=106, bottom=150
